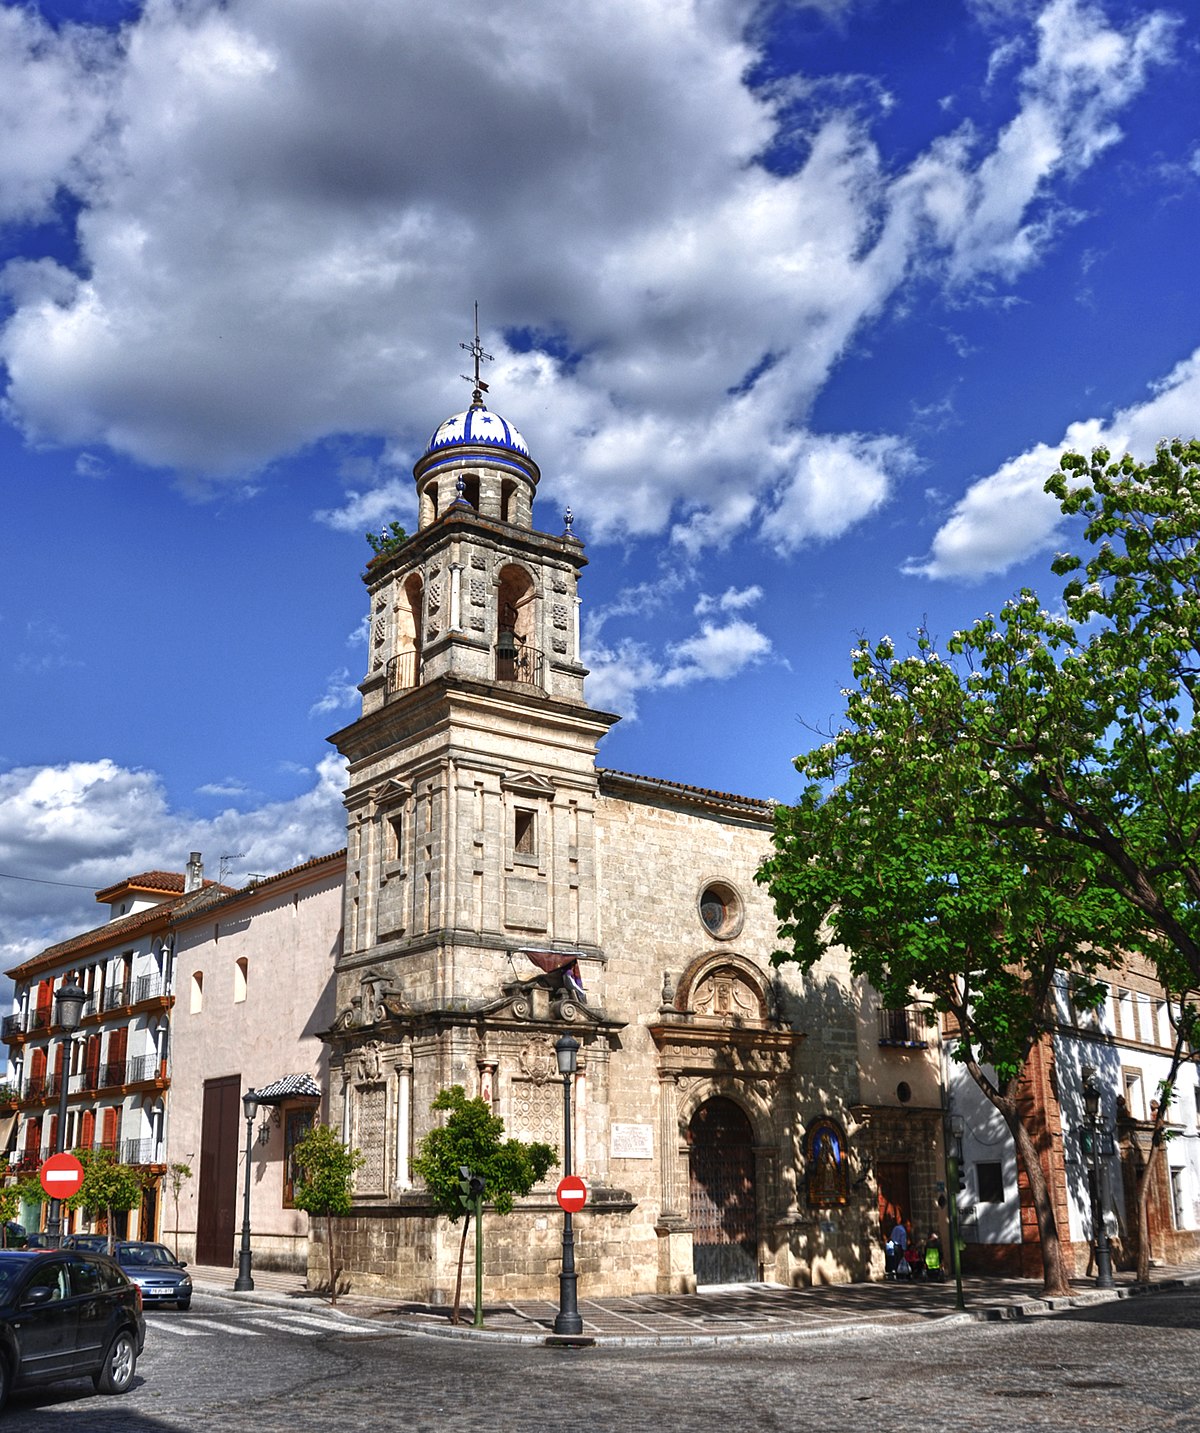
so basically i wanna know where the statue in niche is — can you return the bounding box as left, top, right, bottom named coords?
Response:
left=355, top=1041, right=383, bottom=1084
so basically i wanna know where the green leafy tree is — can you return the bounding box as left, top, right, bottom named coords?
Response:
left=291, top=1124, right=363, bottom=1306
left=365, top=521, right=410, bottom=559
left=68, top=1150, right=145, bottom=1252
left=0, top=1186, right=19, bottom=1247
left=758, top=625, right=1136, bottom=1297
left=1017, top=439, right=1200, bottom=986
left=166, top=1161, right=193, bottom=1259
left=413, top=1086, right=555, bottom=1325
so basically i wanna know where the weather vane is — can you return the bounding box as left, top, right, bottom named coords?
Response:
left=460, top=301, right=493, bottom=405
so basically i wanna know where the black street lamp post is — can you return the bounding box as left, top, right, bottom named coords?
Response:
left=45, top=974, right=87, bottom=1249
left=234, top=1088, right=259, bottom=1291
left=1082, top=1068, right=1114, bottom=1290
left=553, top=1032, right=582, bottom=1337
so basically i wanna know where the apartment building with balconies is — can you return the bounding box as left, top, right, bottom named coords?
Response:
left=3, top=854, right=221, bottom=1238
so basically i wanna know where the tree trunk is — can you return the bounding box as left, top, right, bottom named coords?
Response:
left=326, top=1211, right=338, bottom=1306
left=1004, top=1100, right=1073, bottom=1297
left=452, top=1214, right=470, bottom=1326
left=961, top=1053, right=1072, bottom=1298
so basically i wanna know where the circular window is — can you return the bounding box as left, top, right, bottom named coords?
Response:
left=897, top=1081, right=912, bottom=1104
left=698, top=882, right=744, bottom=940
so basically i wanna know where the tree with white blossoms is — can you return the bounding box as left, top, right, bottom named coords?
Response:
left=760, top=437, right=1200, bottom=1295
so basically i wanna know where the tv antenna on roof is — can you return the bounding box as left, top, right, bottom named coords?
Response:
left=218, top=853, right=245, bottom=885
left=460, top=300, right=493, bottom=405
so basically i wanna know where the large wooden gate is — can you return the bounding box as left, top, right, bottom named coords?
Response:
left=196, top=1075, right=240, bottom=1267
left=688, top=1097, right=758, bottom=1285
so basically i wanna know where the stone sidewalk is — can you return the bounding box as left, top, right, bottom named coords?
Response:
left=186, top=1259, right=1200, bottom=1347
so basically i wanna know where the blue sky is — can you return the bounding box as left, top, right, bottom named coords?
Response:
left=1, top=0, right=1198, bottom=968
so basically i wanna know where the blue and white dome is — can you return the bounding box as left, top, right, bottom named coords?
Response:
left=424, top=404, right=530, bottom=460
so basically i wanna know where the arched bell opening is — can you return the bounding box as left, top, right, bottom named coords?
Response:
left=495, top=565, right=541, bottom=686
left=389, top=574, right=423, bottom=693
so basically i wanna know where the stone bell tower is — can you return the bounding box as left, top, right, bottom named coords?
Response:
left=324, top=334, right=626, bottom=1287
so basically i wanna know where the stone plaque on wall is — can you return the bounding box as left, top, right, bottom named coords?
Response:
left=610, top=1123, right=654, bottom=1159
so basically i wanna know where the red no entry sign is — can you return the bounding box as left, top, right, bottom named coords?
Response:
left=556, top=1175, right=587, bottom=1212
left=40, top=1152, right=84, bottom=1200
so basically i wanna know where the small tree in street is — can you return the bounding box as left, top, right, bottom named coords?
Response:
left=291, top=1124, right=363, bottom=1307
left=413, top=1086, right=555, bottom=1325
left=0, top=1186, right=19, bottom=1247
left=69, top=1150, right=145, bottom=1252
left=166, top=1160, right=193, bottom=1259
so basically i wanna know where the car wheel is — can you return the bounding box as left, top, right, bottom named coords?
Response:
left=177, top=1297, right=191, bottom=1311
left=93, top=1328, right=137, bottom=1394
left=0, top=1352, right=10, bottom=1413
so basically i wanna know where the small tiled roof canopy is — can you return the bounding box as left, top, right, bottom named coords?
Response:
left=253, top=1074, right=321, bottom=1106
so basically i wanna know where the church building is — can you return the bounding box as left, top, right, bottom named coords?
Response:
left=320, top=357, right=946, bottom=1299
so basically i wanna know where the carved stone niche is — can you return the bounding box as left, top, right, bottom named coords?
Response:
left=690, top=965, right=768, bottom=1027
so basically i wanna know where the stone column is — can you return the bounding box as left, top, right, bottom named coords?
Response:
left=658, top=1070, right=681, bottom=1219
left=574, top=1065, right=587, bottom=1175
left=395, top=1047, right=413, bottom=1189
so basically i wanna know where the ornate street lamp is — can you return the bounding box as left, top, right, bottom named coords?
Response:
left=553, top=1032, right=582, bottom=1337
left=45, top=973, right=87, bottom=1249
left=1082, top=1067, right=1114, bottom=1289
left=234, top=1088, right=259, bottom=1291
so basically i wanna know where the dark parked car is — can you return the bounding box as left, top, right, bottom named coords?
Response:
left=0, top=1224, right=25, bottom=1250
left=24, top=1234, right=54, bottom=1250
left=0, top=1250, right=145, bottom=1410
left=63, top=1234, right=110, bottom=1253
left=112, top=1242, right=191, bottom=1310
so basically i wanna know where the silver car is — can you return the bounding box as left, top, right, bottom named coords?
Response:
left=113, top=1243, right=192, bottom=1310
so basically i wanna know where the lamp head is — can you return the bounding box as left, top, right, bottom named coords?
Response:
left=54, top=974, right=88, bottom=1032
left=243, top=1089, right=260, bottom=1122
left=555, top=1032, right=580, bottom=1076
left=1082, top=1068, right=1101, bottom=1121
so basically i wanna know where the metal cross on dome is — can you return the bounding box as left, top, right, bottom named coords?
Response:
left=460, top=301, right=493, bottom=405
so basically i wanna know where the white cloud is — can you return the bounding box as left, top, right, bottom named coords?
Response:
left=694, top=585, right=763, bottom=616
left=583, top=615, right=772, bottom=716
left=0, top=754, right=347, bottom=971
left=907, top=345, right=1200, bottom=580
left=0, top=0, right=1175, bottom=559
left=309, top=668, right=360, bottom=717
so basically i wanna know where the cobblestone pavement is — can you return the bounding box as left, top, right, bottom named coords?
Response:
left=188, top=1258, right=1200, bottom=1345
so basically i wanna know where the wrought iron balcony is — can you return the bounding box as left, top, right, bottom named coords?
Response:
left=22, top=1073, right=63, bottom=1101
left=29, top=1008, right=51, bottom=1032
left=122, top=1137, right=157, bottom=1166
left=878, top=1005, right=932, bottom=1048
left=132, top=974, right=167, bottom=1004
left=103, top=983, right=132, bottom=1013
left=495, top=640, right=543, bottom=686
left=1, top=1015, right=22, bottom=1041
left=386, top=650, right=419, bottom=694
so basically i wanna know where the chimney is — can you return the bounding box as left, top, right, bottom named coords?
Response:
left=185, top=851, right=203, bottom=893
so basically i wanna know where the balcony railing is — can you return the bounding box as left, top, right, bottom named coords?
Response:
left=386, top=650, right=419, bottom=694
left=122, top=1137, right=157, bottom=1166
left=132, top=973, right=167, bottom=1004
left=495, top=641, right=543, bottom=687
left=103, top=983, right=132, bottom=1013
left=29, top=1008, right=51, bottom=1032
left=878, top=1005, right=932, bottom=1048
left=22, top=1074, right=63, bottom=1101
left=1, top=1015, right=22, bottom=1041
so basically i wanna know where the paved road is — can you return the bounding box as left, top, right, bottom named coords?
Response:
left=2, top=1287, right=1197, bottom=1432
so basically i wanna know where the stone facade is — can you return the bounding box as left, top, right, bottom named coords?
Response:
left=317, top=389, right=946, bottom=1301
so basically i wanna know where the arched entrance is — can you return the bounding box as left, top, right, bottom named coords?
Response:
left=687, top=1097, right=758, bottom=1284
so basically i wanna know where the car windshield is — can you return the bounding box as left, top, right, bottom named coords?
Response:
left=117, top=1243, right=177, bottom=1267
